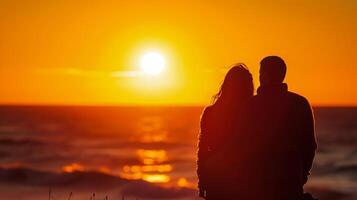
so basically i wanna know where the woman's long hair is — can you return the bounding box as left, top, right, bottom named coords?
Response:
left=212, top=63, right=254, bottom=107
left=197, top=64, right=254, bottom=194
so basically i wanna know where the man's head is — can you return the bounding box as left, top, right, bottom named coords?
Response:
left=259, top=56, right=287, bottom=86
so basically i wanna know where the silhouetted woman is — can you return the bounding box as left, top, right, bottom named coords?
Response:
left=197, top=64, right=253, bottom=200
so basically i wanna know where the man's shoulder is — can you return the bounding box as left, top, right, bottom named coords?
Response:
left=250, top=91, right=311, bottom=106
left=286, top=91, right=311, bottom=106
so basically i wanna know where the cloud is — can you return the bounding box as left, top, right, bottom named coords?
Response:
left=35, top=67, right=143, bottom=78
left=111, top=70, right=143, bottom=78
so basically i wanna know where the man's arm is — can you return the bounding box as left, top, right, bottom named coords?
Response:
left=300, top=99, right=317, bottom=183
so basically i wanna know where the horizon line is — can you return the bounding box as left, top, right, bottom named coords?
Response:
left=0, top=103, right=357, bottom=108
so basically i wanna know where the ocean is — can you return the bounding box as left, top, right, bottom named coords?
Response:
left=0, top=106, right=356, bottom=200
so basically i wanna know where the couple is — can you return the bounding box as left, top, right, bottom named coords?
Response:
left=197, top=56, right=317, bottom=200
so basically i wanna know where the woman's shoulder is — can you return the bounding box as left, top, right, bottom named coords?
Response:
left=200, top=105, right=215, bottom=122
left=202, top=105, right=216, bottom=116
left=200, top=106, right=217, bottom=130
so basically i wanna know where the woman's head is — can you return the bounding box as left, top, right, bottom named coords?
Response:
left=213, top=63, right=254, bottom=105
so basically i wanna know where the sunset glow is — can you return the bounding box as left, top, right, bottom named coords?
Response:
left=0, top=0, right=356, bottom=197
left=1, top=1, right=356, bottom=105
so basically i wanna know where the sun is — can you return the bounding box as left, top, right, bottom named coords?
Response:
left=140, top=52, right=166, bottom=75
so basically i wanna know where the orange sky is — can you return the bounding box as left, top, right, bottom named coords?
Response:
left=0, top=0, right=356, bottom=106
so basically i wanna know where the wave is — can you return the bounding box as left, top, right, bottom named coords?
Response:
left=0, top=138, right=44, bottom=146
left=305, top=186, right=352, bottom=200
left=0, top=167, right=196, bottom=199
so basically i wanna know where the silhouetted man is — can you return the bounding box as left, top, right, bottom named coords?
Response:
left=234, top=56, right=317, bottom=200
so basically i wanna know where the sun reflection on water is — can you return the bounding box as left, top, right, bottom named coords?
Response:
left=62, top=163, right=85, bottom=173
left=135, top=117, right=169, bottom=143
left=137, top=149, right=168, bottom=164
left=59, top=143, right=196, bottom=186
left=59, top=115, right=198, bottom=187
left=119, top=117, right=174, bottom=183
left=119, top=149, right=172, bottom=183
left=143, top=174, right=170, bottom=183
